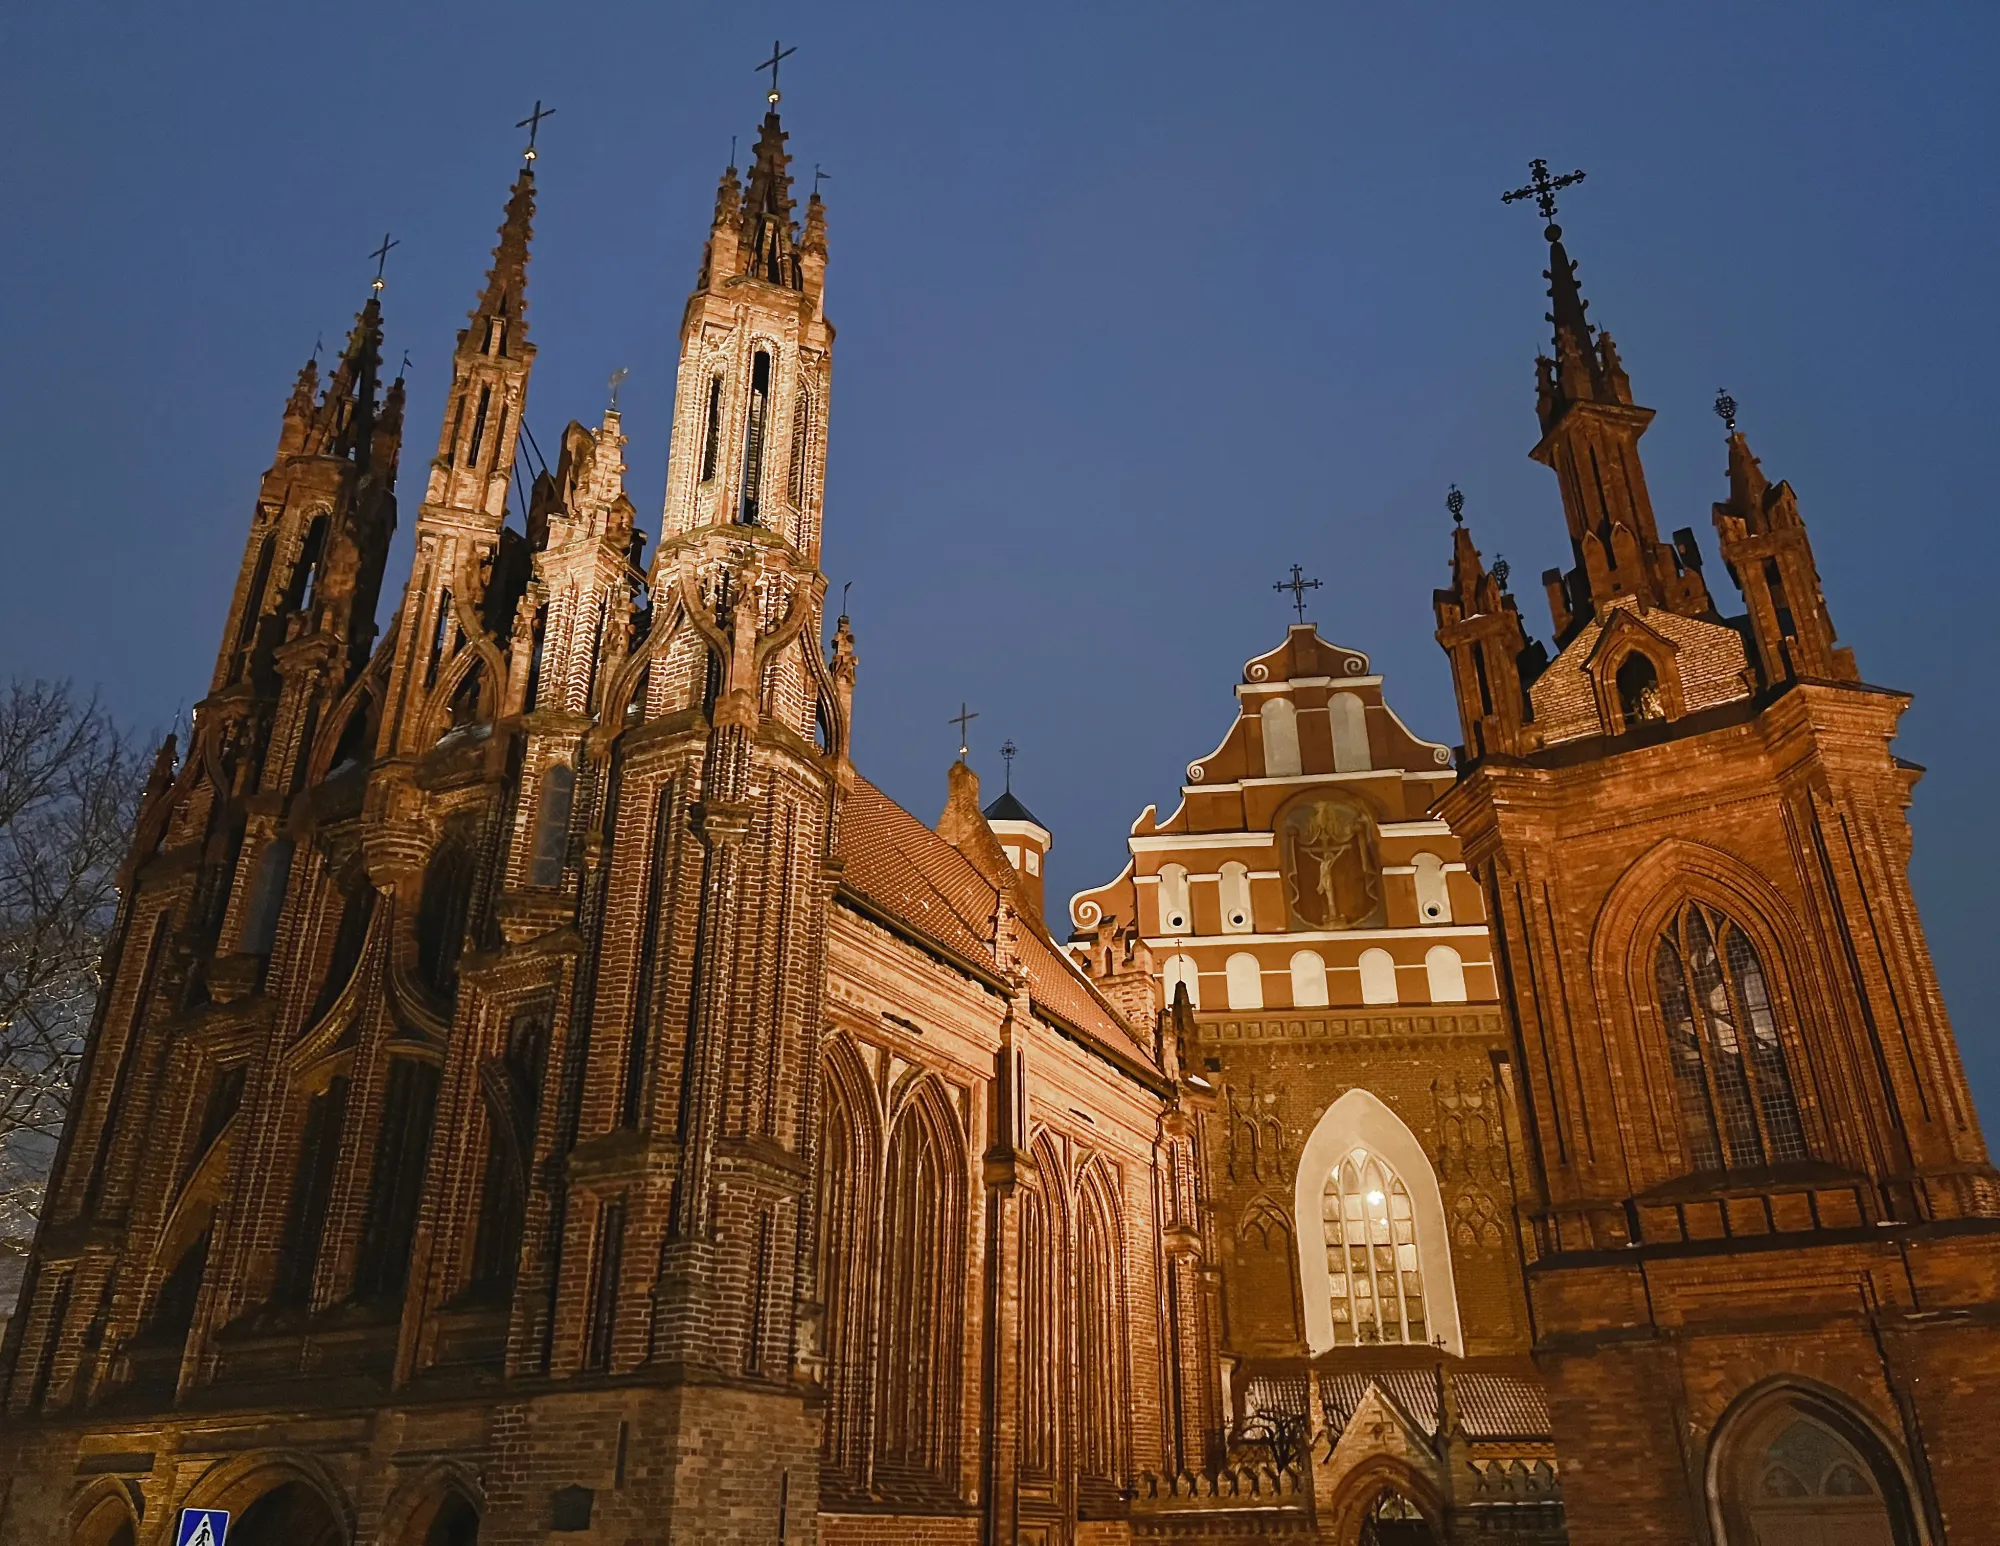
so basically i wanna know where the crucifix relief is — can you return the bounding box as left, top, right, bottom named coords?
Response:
left=1278, top=793, right=1385, bottom=930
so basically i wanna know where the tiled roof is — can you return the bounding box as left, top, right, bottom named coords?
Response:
left=841, top=777, right=1149, bottom=1059
left=1455, top=1373, right=1552, bottom=1439
left=1317, top=1370, right=1552, bottom=1441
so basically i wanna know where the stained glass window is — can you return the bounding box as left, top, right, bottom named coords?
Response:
left=1654, top=903, right=1809, bottom=1171
left=1320, top=1148, right=1427, bottom=1346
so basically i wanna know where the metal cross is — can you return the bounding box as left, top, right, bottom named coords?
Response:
left=1502, top=157, right=1587, bottom=229
left=951, top=702, right=978, bottom=759
left=368, top=231, right=399, bottom=293
left=1273, top=564, right=1323, bottom=623
left=756, top=39, right=797, bottom=103
left=1714, top=389, right=1739, bottom=432
left=1000, top=739, right=1017, bottom=792
left=1446, top=484, right=1465, bottom=525
left=608, top=366, right=629, bottom=410
left=517, top=99, right=556, bottom=161
left=813, top=163, right=831, bottom=196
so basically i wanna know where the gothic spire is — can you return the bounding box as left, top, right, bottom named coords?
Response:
left=739, top=110, right=802, bottom=290
left=468, top=165, right=536, bottom=348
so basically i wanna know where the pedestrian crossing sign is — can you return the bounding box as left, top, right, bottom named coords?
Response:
left=176, top=1509, right=229, bottom=1546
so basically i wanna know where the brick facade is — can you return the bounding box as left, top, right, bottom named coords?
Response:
left=0, top=117, right=1993, bottom=1546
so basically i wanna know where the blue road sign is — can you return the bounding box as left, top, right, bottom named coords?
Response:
left=175, top=1509, right=229, bottom=1546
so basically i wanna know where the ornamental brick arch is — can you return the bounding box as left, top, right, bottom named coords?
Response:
left=1587, top=835, right=1837, bottom=1184
left=172, top=1453, right=351, bottom=1546
left=375, top=1461, right=483, bottom=1546
left=1704, top=1375, right=1929, bottom=1546
left=1293, top=1089, right=1463, bottom=1357
left=67, top=1478, right=138, bottom=1546
left=1323, top=1453, right=1448, bottom=1546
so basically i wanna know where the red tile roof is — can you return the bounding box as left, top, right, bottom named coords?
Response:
left=840, top=776, right=1152, bottom=1062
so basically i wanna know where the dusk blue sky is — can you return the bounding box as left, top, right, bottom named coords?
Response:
left=6, top=5, right=1997, bottom=1118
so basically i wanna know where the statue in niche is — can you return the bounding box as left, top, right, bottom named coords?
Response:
left=1279, top=793, right=1384, bottom=930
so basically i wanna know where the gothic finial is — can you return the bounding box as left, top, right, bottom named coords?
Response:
left=1491, top=553, right=1511, bottom=590
left=1714, top=389, right=1739, bottom=433
left=608, top=366, right=629, bottom=411
left=399, top=350, right=412, bottom=378
left=1447, top=484, right=1465, bottom=525
left=840, top=580, right=852, bottom=618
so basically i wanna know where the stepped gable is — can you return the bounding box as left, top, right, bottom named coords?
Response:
left=842, top=775, right=1149, bottom=1055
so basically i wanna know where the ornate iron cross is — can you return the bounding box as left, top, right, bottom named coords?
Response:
left=1502, top=157, right=1587, bottom=230
left=1273, top=564, right=1323, bottom=622
left=951, top=702, right=978, bottom=759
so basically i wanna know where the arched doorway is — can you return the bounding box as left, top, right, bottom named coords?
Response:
left=420, top=1491, right=480, bottom=1546
left=1712, top=1391, right=1922, bottom=1546
left=229, top=1481, right=345, bottom=1546
left=1358, top=1486, right=1438, bottom=1546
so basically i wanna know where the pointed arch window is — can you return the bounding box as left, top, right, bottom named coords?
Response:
left=1320, top=1147, right=1428, bottom=1346
left=700, top=374, right=724, bottom=484
left=1654, top=903, right=1808, bottom=1172
left=740, top=351, right=772, bottom=524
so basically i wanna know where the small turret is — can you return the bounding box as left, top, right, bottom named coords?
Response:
left=1710, top=395, right=1857, bottom=687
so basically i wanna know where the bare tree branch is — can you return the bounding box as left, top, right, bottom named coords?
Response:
left=0, top=681, right=146, bottom=1245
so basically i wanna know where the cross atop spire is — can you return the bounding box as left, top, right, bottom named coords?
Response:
left=1503, top=157, right=1587, bottom=238
left=368, top=231, right=399, bottom=293
left=517, top=99, right=556, bottom=163
left=1273, top=564, right=1323, bottom=622
left=756, top=39, right=796, bottom=105
left=951, top=702, right=978, bottom=760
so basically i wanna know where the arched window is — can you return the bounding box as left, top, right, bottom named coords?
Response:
left=1290, top=950, right=1329, bottom=1008
left=1424, top=946, right=1467, bottom=1003
left=1654, top=903, right=1808, bottom=1171
left=1219, top=861, right=1253, bottom=933
left=528, top=763, right=575, bottom=886
left=1359, top=1489, right=1437, bottom=1546
left=1320, top=1148, right=1428, bottom=1346
left=1412, top=852, right=1451, bottom=923
left=233, top=533, right=276, bottom=660
left=1329, top=692, right=1371, bottom=772
left=1162, top=953, right=1200, bottom=1010
left=740, top=350, right=772, bottom=524
left=1714, top=1394, right=1915, bottom=1546
left=416, top=838, right=476, bottom=996
left=281, top=516, right=327, bottom=613
left=875, top=1085, right=967, bottom=1495
left=1076, top=1172, right=1127, bottom=1493
left=1358, top=947, right=1398, bottom=1006
left=700, top=374, right=724, bottom=484
left=1617, top=651, right=1667, bottom=725
left=1157, top=864, right=1191, bottom=933
left=1260, top=697, right=1302, bottom=777
left=1225, top=952, right=1263, bottom=1010
left=239, top=838, right=294, bottom=957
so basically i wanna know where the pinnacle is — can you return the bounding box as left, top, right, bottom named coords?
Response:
left=473, top=165, right=536, bottom=329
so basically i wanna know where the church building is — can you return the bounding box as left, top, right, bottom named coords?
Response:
left=1, top=92, right=1995, bottom=1546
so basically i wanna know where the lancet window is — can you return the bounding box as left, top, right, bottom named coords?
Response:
left=740, top=350, right=772, bottom=524
left=1653, top=902, right=1808, bottom=1172
left=1320, top=1147, right=1428, bottom=1346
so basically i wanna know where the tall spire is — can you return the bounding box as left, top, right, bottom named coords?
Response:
left=471, top=165, right=535, bottom=345
left=740, top=109, right=801, bottom=290
left=1502, top=158, right=1709, bottom=643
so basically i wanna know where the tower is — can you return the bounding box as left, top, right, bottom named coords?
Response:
left=1435, top=167, right=2000, bottom=1544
